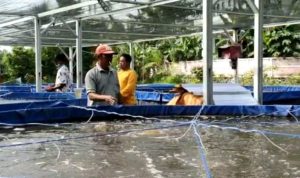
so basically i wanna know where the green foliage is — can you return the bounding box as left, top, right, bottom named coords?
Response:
left=213, top=74, right=232, bottom=83
left=41, top=47, right=61, bottom=82
left=130, top=43, right=163, bottom=82
left=238, top=71, right=300, bottom=86
left=167, top=37, right=202, bottom=62
left=82, top=47, right=95, bottom=78
left=240, top=29, right=255, bottom=57
left=285, top=75, right=300, bottom=85
left=148, top=74, right=200, bottom=84
left=1, top=23, right=300, bottom=86
left=238, top=25, right=300, bottom=58
left=160, top=75, right=187, bottom=84
left=1, top=46, right=86, bottom=84
left=239, top=71, right=254, bottom=85
left=125, top=36, right=202, bottom=82
left=2, top=47, right=35, bottom=83
left=264, top=26, right=300, bottom=57
left=191, top=67, right=203, bottom=82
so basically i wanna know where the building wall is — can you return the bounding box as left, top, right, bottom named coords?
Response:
left=172, top=57, right=300, bottom=77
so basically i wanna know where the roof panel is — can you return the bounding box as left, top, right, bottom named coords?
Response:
left=0, top=0, right=299, bottom=46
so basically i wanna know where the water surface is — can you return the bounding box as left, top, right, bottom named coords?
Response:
left=0, top=118, right=299, bottom=178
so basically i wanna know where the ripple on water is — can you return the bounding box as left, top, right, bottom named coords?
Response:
left=0, top=118, right=299, bottom=178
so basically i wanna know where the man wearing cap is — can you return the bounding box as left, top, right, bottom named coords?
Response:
left=46, top=53, right=71, bottom=92
left=85, top=44, right=120, bottom=106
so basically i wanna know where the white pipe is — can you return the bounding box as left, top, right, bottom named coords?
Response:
left=253, top=0, right=263, bottom=104
left=76, top=20, right=83, bottom=88
left=69, top=47, right=74, bottom=85
left=34, top=17, right=42, bottom=92
left=202, top=0, right=214, bottom=105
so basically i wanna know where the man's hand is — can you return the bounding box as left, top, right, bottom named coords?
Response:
left=45, top=85, right=55, bottom=92
left=104, top=95, right=116, bottom=105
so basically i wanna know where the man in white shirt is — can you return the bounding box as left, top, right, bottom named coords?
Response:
left=46, top=53, right=71, bottom=92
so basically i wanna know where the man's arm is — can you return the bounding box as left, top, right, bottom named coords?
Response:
left=46, top=83, right=66, bottom=92
left=88, top=92, right=116, bottom=105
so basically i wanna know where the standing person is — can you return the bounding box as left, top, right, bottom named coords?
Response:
left=118, top=53, right=138, bottom=105
left=46, top=53, right=71, bottom=92
left=85, top=44, right=120, bottom=106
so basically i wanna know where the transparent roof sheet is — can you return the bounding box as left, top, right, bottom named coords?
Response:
left=0, top=0, right=299, bottom=47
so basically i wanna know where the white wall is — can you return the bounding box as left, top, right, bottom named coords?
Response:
left=172, top=57, right=300, bottom=77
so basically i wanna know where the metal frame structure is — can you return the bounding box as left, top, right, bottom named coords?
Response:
left=0, top=0, right=299, bottom=104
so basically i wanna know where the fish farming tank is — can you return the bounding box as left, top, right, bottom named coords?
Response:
left=0, top=83, right=299, bottom=178
left=0, top=115, right=299, bottom=178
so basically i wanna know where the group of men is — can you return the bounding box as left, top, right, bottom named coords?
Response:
left=47, top=44, right=203, bottom=106
left=85, top=44, right=137, bottom=106
left=46, top=44, right=138, bottom=106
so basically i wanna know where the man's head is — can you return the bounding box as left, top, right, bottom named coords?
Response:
left=119, top=53, right=132, bottom=70
left=55, top=53, right=69, bottom=67
left=95, top=44, right=116, bottom=70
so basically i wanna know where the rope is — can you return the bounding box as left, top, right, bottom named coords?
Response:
left=0, top=122, right=190, bottom=148
left=0, top=103, right=299, bottom=178
left=192, top=121, right=212, bottom=178
left=0, top=92, right=13, bottom=98
left=0, top=122, right=73, bottom=127
left=69, top=105, right=166, bottom=123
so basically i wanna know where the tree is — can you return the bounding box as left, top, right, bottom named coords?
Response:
left=41, top=47, right=61, bottom=82
left=1, top=46, right=73, bottom=84
left=2, top=47, right=35, bottom=83
left=234, top=25, right=300, bottom=58
left=264, top=25, right=300, bottom=57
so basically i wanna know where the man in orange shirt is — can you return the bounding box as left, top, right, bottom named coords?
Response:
left=118, top=53, right=138, bottom=105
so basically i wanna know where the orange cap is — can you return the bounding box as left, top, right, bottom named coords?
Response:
left=95, top=44, right=116, bottom=55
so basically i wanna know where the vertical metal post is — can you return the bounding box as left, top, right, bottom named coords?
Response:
left=76, top=20, right=82, bottom=88
left=34, top=17, right=42, bottom=92
left=232, top=29, right=239, bottom=84
left=129, top=42, right=134, bottom=69
left=202, top=0, right=214, bottom=105
left=253, top=0, right=263, bottom=104
left=69, top=47, right=74, bottom=85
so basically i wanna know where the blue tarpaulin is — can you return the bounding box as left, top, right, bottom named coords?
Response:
left=0, top=100, right=296, bottom=124
left=0, top=84, right=299, bottom=124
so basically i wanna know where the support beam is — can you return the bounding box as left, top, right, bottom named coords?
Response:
left=202, top=0, right=214, bottom=105
left=41, top=17, right=56, bottom=34
left=38, top=1, right=98, bottom=18
left=253, top=0, right=263, bottom=104
left=232, top=29, right=239, bottom=84
left=81, top=0, right=180, bottom=20
left=128, top=42, right=134, bottom=69
left=34, top=17, right=42, bottom=92
left=57, top=17, right=77, bottom=37
left=222, top=28, right=235, bottom=44
left=0, top=1, right=98, bottom=28
left=69, top=47, right=74, bottom=85
left=76, top=20, right=83, bottom=88
left=0, top=16, right=33, bottom=28
left=57, top=45, right=70, bottom=59
left=246, top=0, right=259, bottom=13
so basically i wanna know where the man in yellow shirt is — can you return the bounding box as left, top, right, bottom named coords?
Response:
left=118, top=53, right=138, bottom=105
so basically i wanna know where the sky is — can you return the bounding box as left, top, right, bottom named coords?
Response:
left=0, top=46, right=12, bottom=52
